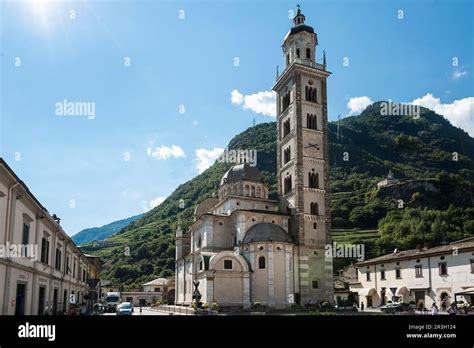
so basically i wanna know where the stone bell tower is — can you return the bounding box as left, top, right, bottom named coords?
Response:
left=273, top=6, right=333, bottom=305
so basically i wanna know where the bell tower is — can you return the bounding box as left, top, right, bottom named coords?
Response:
left=273, top=6, right=333, bottom=305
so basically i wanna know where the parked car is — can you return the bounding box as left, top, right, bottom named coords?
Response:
left=116, top=302, right=133, bottom=316
left=380, top=303, right=403, bottom=313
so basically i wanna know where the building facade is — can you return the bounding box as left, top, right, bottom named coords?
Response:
left=350, top=238, right=474, bottom=309
left=0, top=158, right=100, bottom=315
left=121, top=278, right=175, bottom=306
left=175, top=8, right=333, bottom=310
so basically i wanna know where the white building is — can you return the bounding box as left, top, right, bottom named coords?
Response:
left=350, top=238, right=474, bottom=310
left=121, top=278, right=174, bottom=306
left=0, top=158, right=100, bottom=315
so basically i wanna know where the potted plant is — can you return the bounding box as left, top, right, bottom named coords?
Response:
left=211, top=302, right=220, bottom=312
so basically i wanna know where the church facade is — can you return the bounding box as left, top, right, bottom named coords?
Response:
left=175, top=8, right=333, bottom=309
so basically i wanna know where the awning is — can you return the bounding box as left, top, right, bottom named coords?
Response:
left=409, top=286, right=429, bottom=290
left=455, top=287, right=474, bottom=295
left=358, top=288, right=376, bottom=296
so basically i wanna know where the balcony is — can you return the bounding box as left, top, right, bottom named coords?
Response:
left=277, top=58, right=326, bottom=81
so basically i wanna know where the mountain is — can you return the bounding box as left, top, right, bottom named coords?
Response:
left=84, top=102, right=474, bottom=288
left=71, top=214, right=143, bottom=245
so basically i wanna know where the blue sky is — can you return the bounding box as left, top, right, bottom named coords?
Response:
left=1, top=0, right=472, bottom=235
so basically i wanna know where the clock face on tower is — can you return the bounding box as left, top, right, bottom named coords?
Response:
left=304, top=140, right=321, bottom=157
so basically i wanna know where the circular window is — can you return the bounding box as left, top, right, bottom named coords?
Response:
left=440, top=256, right=445, bottom=260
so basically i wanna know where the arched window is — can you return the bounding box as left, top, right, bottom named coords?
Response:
left=244, top=185, right=249, bottom=196
left=238, top=185, right=243, bottom=196
left=256, top=186, right=262, bottom=198
left=282, top=92, right=291, bottom=111
left=310, top=202, right=319, bottom=215
left=283, top=119, right=291, bottom=137
left=258, top=256, right=266, bottom=269
left=307, top=114, right=317, bottom=130
left=284, top=176, right=292, bottom=194
left=296, top=48, right=300, bottom=58
left=306, top=48, right=311, bottom=59
left=305, top=87, right=317, bottom=103
left=196, top=235, right=202, bottom=248
left=309, top=172, right=319, bottom=188
left=284, top=146, right=291, bottom=164
left=251, top=186, right=256, bottom=197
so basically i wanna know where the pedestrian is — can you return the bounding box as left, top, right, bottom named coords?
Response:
left=361, top=301, right=364, bottom=312
left=140, top=306, right=142, bottom=315
left=447, top=303, right=457, bottom=316
left=430, top=302, right=438, bottom=315
left=80, top=303, right=87, bottom=315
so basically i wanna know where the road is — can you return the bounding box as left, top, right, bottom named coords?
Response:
left=103, top=307, right=171, bottom=316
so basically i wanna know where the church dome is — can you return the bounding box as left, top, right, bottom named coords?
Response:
left=243, top=223, right=291, bottom=244
left=220, top=163, right=263, bottom=186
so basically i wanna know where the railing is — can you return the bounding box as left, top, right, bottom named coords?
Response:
left=277, top=58, right=326, bottom=81
left=153, top=304, right=195, bottom=315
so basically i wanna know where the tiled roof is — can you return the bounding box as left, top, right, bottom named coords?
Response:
left=356, top=238, right=474, bottom=266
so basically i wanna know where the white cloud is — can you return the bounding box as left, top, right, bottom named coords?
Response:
left=452, top=67, right=468, bottom=80
left=347, top=96, right=373, bottom=115
left=411, top=93, right=474, bottom=136
left=147, top=145, right=185, bottom=160
left=231, top=89, right=276, bottom=117
left=195, top=147, right=224, bottom=174
left=149, top=196, right=167, bottom=209
left=231, top=89, right=244, bottom=105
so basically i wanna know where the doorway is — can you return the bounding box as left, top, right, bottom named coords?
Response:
left=38, top=286, right=46, bottom=315
left=63, top=290, right=68, bottom=314
left=367, top=296, right=373, bottom=307
left=440, top=292, right=449, bottom=310
left=15, top=283, right=26, bottom=315
left=53, top=288, right=58, bottom=314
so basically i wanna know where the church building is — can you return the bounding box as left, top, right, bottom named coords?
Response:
left=175, top=8, right=333, bottom=309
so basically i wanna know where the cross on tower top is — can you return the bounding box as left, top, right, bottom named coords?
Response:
left=293, top=4, right=305, bottom=26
